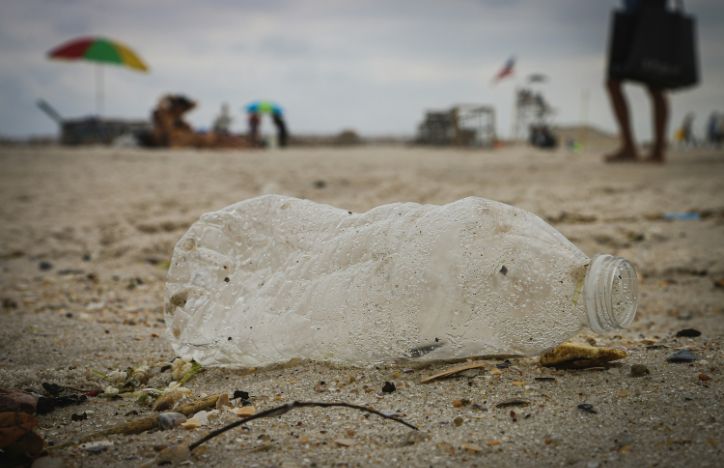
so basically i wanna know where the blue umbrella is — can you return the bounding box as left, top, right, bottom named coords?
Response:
left=245, top=101, right=283, bottom=115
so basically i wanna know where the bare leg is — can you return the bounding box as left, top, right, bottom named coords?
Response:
left=604, top=79, right=638, bottom=162
left=645, top=86, right=669, bottom=163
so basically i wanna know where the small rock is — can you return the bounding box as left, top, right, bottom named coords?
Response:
left=453, top=416, right=464, bottom=427
left=158, top=412, right=186, bottom=430
left=2, top=298, right=18, bottom=309
left=152, top=388, right=191, bottom=411
left=38, top=261, right=53, bottom=271
left=382, top=381, right=396, bottom=394
left=314, top=381, right=327, bottom=393
left=230, top=406, right=256, bottom=417
left=630, top=364, right=650, bottom=377
left=334, top=438, right=355, bottom=447
left=80, top=440, right=113, bottom=454
left=71, top=412, right=87, bottom=421
left=540, top=342, right=626, bottom=369
left=313, top=180, right=327, bottom=189
left=675, top=328, right=701, bottom=338
left=496, top=359, right=512, bottom=369
left=667, top=349, right=697, bottom=363
left=180, top=418, right=201, bottom=430
left=577, top=403, right=597, bottom=414
left=232, top=389, right=250, bottom=401
left=451, top=399, right=470, bottom=408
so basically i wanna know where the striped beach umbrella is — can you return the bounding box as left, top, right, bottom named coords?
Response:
left=48, top=36, right=149, bottom=115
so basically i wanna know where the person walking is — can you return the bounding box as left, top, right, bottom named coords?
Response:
left=272, top=109, right=289, bottom=148
left=605, top=0, right=669, bottom=163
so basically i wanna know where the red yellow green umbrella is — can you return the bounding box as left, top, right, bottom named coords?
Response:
left=48, top=37, right=149, bottom=115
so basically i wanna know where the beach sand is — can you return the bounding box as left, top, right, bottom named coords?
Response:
left=1, top=144, right=723, bottom=467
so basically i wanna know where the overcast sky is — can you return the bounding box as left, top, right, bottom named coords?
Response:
left=1, top=0, right=723, bottom=140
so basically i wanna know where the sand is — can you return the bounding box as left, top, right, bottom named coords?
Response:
left=0, top=144, right=723, bottom=467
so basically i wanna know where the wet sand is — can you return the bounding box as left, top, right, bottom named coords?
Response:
left=1, top=144, right=723, bottom=467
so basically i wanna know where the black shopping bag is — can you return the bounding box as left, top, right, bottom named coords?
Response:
left=607, top=4, right=699, bottom=90
left=607, top=11, right=639, bottom=81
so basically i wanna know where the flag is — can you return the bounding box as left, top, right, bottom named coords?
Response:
left=493, top=56, right=515, bottom=83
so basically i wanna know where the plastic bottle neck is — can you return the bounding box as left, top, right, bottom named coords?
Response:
left=583, top=254, right=639, bottom=333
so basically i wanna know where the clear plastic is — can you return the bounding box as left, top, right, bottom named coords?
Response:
left=164, top=195, right=639, bottom=367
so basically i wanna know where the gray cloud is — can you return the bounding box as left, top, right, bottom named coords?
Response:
left=0, top=0, right=722, bottom=140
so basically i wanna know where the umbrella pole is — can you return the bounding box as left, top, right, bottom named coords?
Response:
left=95, top=64, right=104, bottom=117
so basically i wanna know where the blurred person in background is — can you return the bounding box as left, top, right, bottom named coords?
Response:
left=605, top=0, right=669, bottom=163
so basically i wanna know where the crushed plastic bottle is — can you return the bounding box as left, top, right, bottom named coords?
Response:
left=165, top=195, right=638, bottom=367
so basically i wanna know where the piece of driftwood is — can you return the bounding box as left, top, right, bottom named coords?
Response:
left=420, top=360, right=488, bottom=383
left=53, top=394, right=221, bottom=449
left=188, top=401, right=418, bottom=451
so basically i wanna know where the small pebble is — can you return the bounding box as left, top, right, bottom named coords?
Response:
left=382, top=381, right=396, bottom=393
left=630, top=364, right=650, bottom=377
left=675, top=328, right=701, bottom=338
left=232, top=390, right=250, bottom=400
left=158, top=412, right=187, bottom=430
left=577, top=403, right=597, bottom=414
left=496, top=359, right=512, bottom=369
left=80, top=440, right=113, bottom=454
left=453, top=416, right=464, bottom=427
left=38, top=260, right=53, bottom=271
left=667, top=349, right=697, bottom=363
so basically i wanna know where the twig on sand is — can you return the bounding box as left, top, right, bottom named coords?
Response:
left=188, top=401, right=418, bottom=451
left=420, top=360, right=488, bottom=383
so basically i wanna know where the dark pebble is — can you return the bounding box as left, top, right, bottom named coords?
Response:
left=82, top=254, right=92, bottom=262
left=38, top=260, right=53, bottom=271
left=630, top=364, right=650, bottom=377
left=71, top=412, right=87, bottom=421
left=382, top=381, right=397, bottom=394
left=496, top=359, right=512, bottom=369
left=2, top=298, right=18, bottom=309
left=675, top=328, right=701, bottom=338
left=233, top=390, right=250, bottom=400
left=42, top=382, right=64, bottom=396
left=667, top=349, right=697, bottom=363
left=313, top=180, right=327, bottom=189
left=577, top=403, right=597, bottom=414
